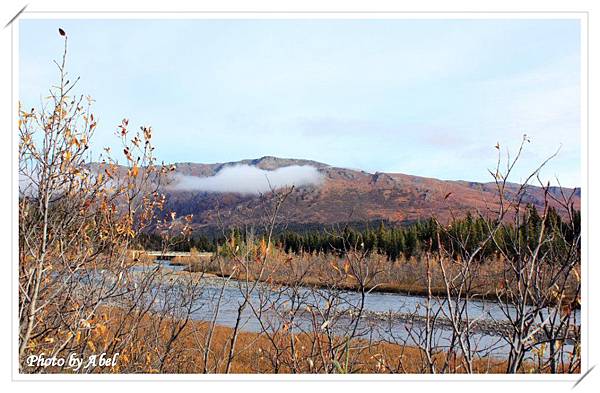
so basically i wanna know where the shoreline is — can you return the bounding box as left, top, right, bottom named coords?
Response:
left=180, top=264, right=580, bottom=309
left=131, top=256, right=580, bottom=309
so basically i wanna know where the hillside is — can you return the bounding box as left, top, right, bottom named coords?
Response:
left=161, top=156, right=581, bottom=230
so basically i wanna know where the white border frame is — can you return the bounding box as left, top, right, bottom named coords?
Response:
left=10, top=10, right=590, bottom=383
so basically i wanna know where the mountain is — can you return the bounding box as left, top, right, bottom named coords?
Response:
left=162, top=156, right=581, bottom=230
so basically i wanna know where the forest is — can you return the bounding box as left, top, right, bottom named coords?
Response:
left=138, top=204, right=580, bottom=263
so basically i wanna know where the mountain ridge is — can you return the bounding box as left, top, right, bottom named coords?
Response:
left=162, top=156, right=580, bottom=228
left=171, top=155, right=581, bottom=192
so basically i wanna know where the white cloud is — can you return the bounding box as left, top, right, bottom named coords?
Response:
left=168, top=165, right=324, bottom=195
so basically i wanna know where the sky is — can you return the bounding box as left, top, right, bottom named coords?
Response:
left=19, top=18, right=582, bottom=187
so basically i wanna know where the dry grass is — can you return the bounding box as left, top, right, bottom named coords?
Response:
left=185, top=249, right=580, bottom=304
left=39, top=306, right=536, bottom=374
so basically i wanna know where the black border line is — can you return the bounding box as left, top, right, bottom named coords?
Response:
left=4, top=4, right=28, bottom=29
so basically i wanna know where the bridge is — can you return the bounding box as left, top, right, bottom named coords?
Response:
left=130, top=250, right=214, bottom=260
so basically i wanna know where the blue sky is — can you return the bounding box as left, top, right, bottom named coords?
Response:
left=19, top=19, right=581, bottom=186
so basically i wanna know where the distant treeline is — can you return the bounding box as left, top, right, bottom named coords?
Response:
left=136, top=205, right=580, bottom=262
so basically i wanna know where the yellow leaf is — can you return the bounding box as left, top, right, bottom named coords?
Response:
left=95, top=323, right=107, bottom=336
left=131, top=164, right=139, bottom=178
left=330, top=261, right=340, bottom=273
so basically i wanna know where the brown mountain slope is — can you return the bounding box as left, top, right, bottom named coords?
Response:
left=162, top=156, right=580, bottom=228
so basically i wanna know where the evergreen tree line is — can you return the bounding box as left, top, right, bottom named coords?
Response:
left=277, top=205, right=580, bottom=262
left=136, top=205, right=580, bottom=263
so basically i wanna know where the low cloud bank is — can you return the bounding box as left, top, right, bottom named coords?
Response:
left=169, top=164, right=324, bottom=194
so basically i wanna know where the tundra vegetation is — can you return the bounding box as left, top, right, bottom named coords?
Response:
left=18, top=32, right=581, bottom=374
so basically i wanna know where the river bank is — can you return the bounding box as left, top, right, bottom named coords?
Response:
left=84, top=306, right=536, bottom=374
left=176, top=258, right=580, bottom=309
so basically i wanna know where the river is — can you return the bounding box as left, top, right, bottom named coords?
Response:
left=129, top=260, right=580, bottom=360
